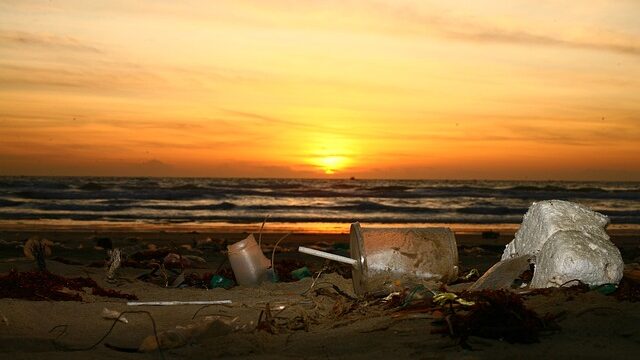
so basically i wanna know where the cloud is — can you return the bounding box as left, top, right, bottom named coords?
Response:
left=218, top=108, right=363, bottom=137
left=441, top=28, right=640, bottom=57
left=499, top=120, right=640, bottom=146
left=231, top=1, right=640, bottom=58
left=0, top=62, right=165, bottom=93
left=0, top=30, right=101, bottom=53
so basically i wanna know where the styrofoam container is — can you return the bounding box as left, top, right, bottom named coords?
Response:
left=530, top=230, right=624, bottom=288
left=502, top=200, right=609, bottom=260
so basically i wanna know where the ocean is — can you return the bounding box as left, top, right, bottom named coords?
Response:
left=0, top=177, right=639, bottom=232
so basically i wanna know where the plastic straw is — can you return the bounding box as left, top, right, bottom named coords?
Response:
left=127, top=300, right=232, bottom=306
left=298, top=246, right=358, bottom=266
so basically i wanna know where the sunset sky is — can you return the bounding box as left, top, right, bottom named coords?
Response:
left=1, top=1, right=639, bottom=180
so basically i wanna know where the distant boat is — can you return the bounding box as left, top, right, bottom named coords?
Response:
left=349, top=176, right=356, bottom=180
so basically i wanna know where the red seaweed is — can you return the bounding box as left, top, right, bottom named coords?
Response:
left=444, top=290, right=559, bottom=345
left=0, top=269, right=137, bottom=301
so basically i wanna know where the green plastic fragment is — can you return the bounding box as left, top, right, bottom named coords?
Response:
left=290, top=266, right=312, bottom=280
left=209, top=274, right=235, bottom=289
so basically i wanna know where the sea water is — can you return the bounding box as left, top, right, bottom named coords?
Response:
left=0, top=177, right=638, bottom=232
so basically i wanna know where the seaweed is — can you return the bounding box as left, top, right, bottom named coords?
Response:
left=441, top=290, right=560, bottom=345
left=0, top=269, right=138, bottom=301
left=613, top=277, right=640, bottom=302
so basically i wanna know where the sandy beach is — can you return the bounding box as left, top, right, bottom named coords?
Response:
left=1, top=226, right=639, bottom=359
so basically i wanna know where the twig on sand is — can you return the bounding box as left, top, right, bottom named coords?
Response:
left=50, top=310, right=164, bottom=360
left=257, top=215, right=270, bottom=247
left=270, top=232, right=291, bottom=270
left=191, top=304, right=234, bottom=320
left=300, top=267, right=326, bottom=295
left=575, top=306, right=623, bottom=318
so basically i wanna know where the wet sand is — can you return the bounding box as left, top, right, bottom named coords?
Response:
left=1, top=226, right=639, bottom=359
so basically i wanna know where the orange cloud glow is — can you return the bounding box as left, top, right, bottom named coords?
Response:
left=0, top=1, right=639, bottom=180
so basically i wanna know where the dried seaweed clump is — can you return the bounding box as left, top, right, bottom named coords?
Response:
left=447, top=290, right=559, bottom=344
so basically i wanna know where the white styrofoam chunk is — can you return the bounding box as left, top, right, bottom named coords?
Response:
left=502, top=200, right=609, bottom=260
left=530, top=230, right=623, bottom=288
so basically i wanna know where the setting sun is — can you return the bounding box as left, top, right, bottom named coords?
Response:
left=302, top=134, right=356, bottom=176
left=317, top=156, right=348, bottom=175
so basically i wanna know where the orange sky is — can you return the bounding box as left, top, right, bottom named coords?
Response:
left=1, top=0, right=639, bottom=180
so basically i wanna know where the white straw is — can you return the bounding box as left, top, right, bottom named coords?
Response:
left=298, top=246, right=358, bottom=266
left=127, top=300, right=232, bottom=306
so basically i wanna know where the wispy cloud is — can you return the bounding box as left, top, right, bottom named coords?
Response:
left=441, top=28, right=640, bottom=57
left=229, top=1, right=640, bottom=58
left=0, top=30, right=101, bottom=53
left=0, top=62, right=165, bottom=93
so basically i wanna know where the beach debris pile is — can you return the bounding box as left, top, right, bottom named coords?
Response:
left=483, top=200, right=624, bottom=289
left=304, top=279, right=559, bottom=346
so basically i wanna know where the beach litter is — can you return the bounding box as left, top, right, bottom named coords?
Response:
left=209, top=274, right=235, bottom=289
left=127, top=300, right=232, bottom=306
left=469, top=255, right=534, bottom=291
left=101, top=308, right=128, bottom=324
left=299, top=223, right=459, bottom=297
left=105, top=248, right=122, bottom=282
left=227, top=234, right=272, bottom=287
left=225, top=228, right=295, bottom=285
left=501, top=200, right=624, bottom=288
left=290, top=266, right=312, bottom=280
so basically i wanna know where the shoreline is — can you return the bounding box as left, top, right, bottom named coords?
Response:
left=1, top=222, right=638, bottom=250
left=2, top=219, right=640, bottom=233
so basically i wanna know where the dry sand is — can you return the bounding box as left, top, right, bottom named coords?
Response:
left=1, top=227, right=639, bottom=359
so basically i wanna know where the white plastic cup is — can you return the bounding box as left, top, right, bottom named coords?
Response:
left=350, top=223, right=459, bottom=296
left=227, top=234, right=271, bottom=287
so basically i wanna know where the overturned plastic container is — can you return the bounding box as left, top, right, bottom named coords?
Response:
left=350, top=223, right=459, bottom=295
left=300, top=223, right=459, bottom=296
left=227, top=234, right=271, bottom=287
